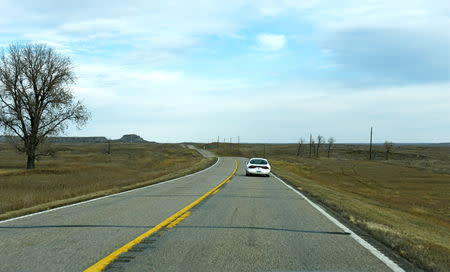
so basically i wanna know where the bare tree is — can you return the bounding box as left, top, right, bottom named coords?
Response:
left=0, top=43, right=89, bottom=169
left=384, top=141, right=394, bottom=160
left=327, top=137, right=335, bottom=158
left=296, top=137, right=304, bottom=156
left=316, top=135, right=324, bottom=157
left=311, top=139, right=315, bottom=157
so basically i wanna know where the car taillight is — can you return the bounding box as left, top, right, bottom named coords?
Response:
left=262, top=166, right=269, bottom=169
left=249, top=165, right=256, bottom=169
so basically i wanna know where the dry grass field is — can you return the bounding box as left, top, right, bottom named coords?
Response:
left=0, top=143, right=214, bottom=220
left=209, top=143, right=450, bottom=272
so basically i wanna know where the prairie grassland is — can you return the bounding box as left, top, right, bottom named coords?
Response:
left=210, top=143, right=450, bottom=271
left=0, top=143, right=214, bottom=220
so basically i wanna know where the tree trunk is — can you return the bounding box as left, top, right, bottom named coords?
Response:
left=26, top=139, right=36, bottom=169
left=27, top=154, right=35, bottom=169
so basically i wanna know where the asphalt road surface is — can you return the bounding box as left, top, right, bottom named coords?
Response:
left=0, top=149, right=404, bottom=272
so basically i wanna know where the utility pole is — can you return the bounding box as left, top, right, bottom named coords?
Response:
left=309, top=134, right=312, bottom=158
left=238, top=136, right=240, bottom=151
left=369, top=127, right=373, bottom=160
left=217, top=136, right=219, bottom=149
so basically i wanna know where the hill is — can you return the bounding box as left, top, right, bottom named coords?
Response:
left=0, top=134, right=150, bottom=144
left=114, top=134, right=148, bottom=143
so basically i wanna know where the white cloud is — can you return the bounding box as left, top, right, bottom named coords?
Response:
left=70, top=55, right=450, bottom=142
left=136, top=71, right=182, bottom=83
left=72, top=61, right=250, bottom=108
left=257, top=33, right=286, bottom=51
left=2, top=0, right=449, bottom=142
left=305, top=0, right=448, bottom=31
left=259, top=7, right=283, bottom=17
left=60, top=18, right=126, bottom=33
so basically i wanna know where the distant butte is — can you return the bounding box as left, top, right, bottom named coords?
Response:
left=0, top=134, right=152, bottom=144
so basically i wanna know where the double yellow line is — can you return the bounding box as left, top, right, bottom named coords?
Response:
left=84, top=160, right=238, bottom=272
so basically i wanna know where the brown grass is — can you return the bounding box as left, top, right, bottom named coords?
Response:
left=210, top=143, right=450, bottom=271
left=0, top=143, right=215, bottom=220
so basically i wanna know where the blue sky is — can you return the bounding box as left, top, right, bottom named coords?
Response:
left=1, top=0, right=449, bottom=143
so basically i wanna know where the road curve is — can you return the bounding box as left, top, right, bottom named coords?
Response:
left=0, top=154, right=403, bottom=271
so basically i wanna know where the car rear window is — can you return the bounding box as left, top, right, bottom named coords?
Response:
left=250, top=159, right=267, bottom=165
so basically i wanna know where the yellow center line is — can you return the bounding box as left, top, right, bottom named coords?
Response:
left=84, top=160, right=238, bottom=272
left=167, top=211, right=191, bottom=228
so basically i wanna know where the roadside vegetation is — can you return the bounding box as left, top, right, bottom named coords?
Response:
left=209, top=142, right=450, bottom=272
left=0, top=143, right=215, bottom=220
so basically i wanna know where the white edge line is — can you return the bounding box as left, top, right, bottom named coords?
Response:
left=0, top=157, right=220, bottom=224
left=271, top=173, right=405, bottom=272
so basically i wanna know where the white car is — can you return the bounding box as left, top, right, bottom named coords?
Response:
left=245, top=158, right=271, bottom=177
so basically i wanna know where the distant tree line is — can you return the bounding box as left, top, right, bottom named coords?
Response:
left=296, top=134, right=335, bottom=158
left=296, top=129, right=395, bottom=161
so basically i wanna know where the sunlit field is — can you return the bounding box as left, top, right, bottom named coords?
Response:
left=210, top=143, right=450, bottom=272
left=0, top=143, right=214, bottom=220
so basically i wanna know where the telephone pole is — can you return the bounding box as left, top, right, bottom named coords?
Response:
left=238, top=136, right=240, bottom=151
left=309, top=134, right=312, bottom=158
left=369, top=127, right=373, bottom=160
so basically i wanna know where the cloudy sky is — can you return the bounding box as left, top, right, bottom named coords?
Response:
left=1, top=0, right=449, bottom=143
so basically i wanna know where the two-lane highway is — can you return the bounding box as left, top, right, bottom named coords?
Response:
left=0, top=154, right=232, bottom=272
left=0, top=152, right=404, bottom=271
